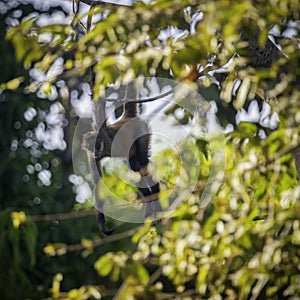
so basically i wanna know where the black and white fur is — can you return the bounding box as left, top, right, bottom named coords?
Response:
left=82, top=85, right=161, bottom=235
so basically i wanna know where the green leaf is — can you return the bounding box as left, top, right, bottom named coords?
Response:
left=111, top=263, right=120, bottom=282
left=234, top=77, right=251, bottom=110
left=173, top=47, right=201, bottom=65
left=237, top=233, right=252, bottom=250
left=8, top=223, right=20, bottom=267
left=132, top=223, right=152, bottom=243
left=94, top=254, right=113, bottom=277
left=0, top=77, right=24, bottom=90
left=135, top=263, right=149, bottom=285
left=0, top=210, right=10, bottom=255
left=237, top=122, right=258, bottom=138
left=199, top=84, right=221, bottom=102
left=255, top=176, right=267, bottom=199
left=23, top=222, right=37, bottom=267
left=279, top=173, right=294, bottom=190
left=196, top=138, right=209, bottom=160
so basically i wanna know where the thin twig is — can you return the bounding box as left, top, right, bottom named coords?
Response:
left=159, top=289, right=198, bottom=299
left=71, top=0, right=86, bottom=30
left=104, top=88, right=174, bottom=103
left=146, top=266, right=162, bottom=287
left=87, top=3, right=97, bottom=32
left=66, top=226, right=142, bottom=252
left=112, top=281, right=126, bottom=300
left=267, top=142, right=300, bottom=166
left=27, top=189, right=160, bottom=223
left=79, top=0, right=131, bottom=7
left=28, top=210, right=96, bottom=222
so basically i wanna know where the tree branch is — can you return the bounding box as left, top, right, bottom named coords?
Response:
left=66, top=226, right=142, bottom=252
left=105, top=88, right=174, bottom=103
left=146, top=266, right=162, bottom=287
left=28, top=209, right=96, bottom=222
left=79, top=0, right=131, bottom=7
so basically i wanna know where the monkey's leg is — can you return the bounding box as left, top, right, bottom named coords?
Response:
left=131, top=134, right=162, bottom=219
left=137, top=176, right=162, bottom=219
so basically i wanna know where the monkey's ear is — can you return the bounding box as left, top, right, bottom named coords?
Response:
left=82, top=131, right=96, bottom=152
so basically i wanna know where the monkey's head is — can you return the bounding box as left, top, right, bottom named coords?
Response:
left=82, top=131, right=104, bottom=159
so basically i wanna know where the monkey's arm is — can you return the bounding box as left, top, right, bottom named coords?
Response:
left=93, top=156, right=115, bottom=235
left=84, top=133, right=115, bottom=235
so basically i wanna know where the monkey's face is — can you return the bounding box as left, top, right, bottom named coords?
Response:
left=94, top=137, right=104, bottom=159
left=83, top=131, right=102, bottom=158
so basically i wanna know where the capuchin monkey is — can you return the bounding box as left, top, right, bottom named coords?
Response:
left=82, top=85, right=162, bottom=235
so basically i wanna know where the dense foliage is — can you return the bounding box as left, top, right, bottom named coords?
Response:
left=0, top=0, right=299, bottom=299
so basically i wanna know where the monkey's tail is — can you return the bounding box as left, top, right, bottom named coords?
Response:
left=97, top=211, right=115, bottom=235
left=96, top=193, right=115, bottom=235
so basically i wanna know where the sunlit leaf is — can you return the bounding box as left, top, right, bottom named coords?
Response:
left=94, top=254, right=113, bottom=277
left=135, top=263, right=149, bottom=285
left=11, top=211, right=27, bottom=229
